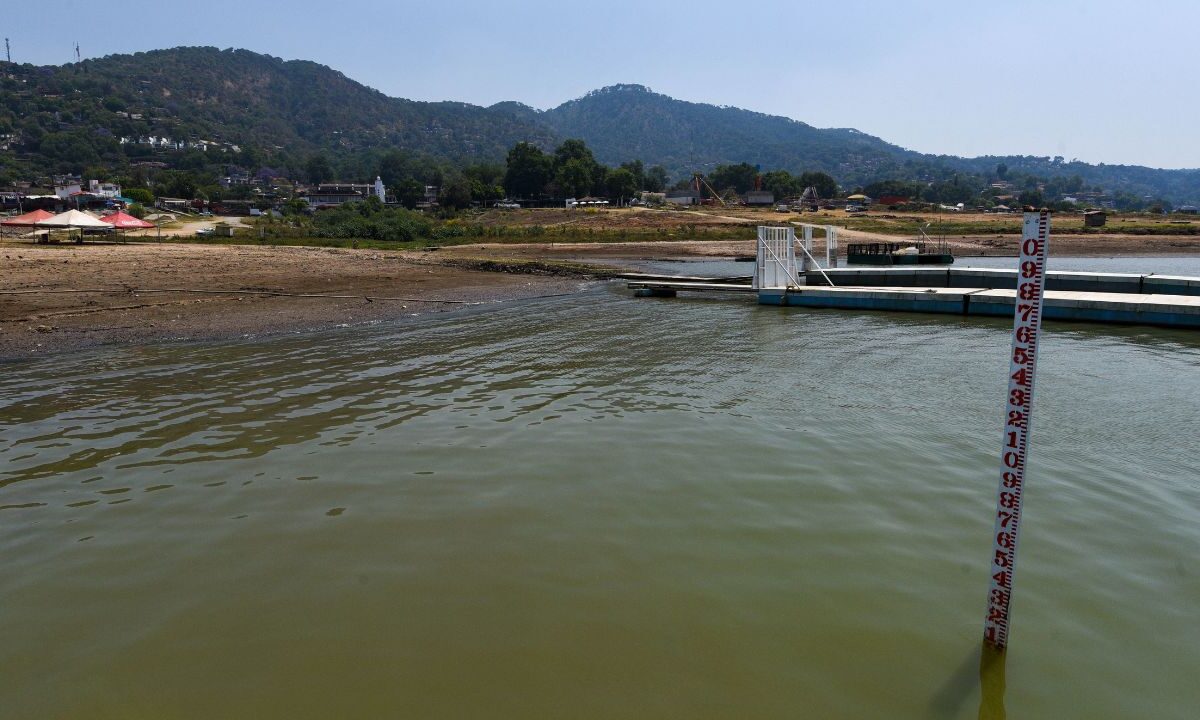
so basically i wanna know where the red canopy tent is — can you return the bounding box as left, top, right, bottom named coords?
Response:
left=1, top=209, right=55, bottom=238
left=100, top=211, right=155, bottom=229
left=1, top=209, right=55, bottom=226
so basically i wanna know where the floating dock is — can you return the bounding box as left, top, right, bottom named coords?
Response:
left=627, top=225, right=1200, bottom=329
left=759, top=286, right=1200, bottom=328
left=627, top=279, right=1200, bottom=329
left=804, top=267, right=1200, bottom=296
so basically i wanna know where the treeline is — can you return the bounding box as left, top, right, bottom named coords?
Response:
left=502, top=139, right=668, bottom=200
left=859, top=161, right=1176, bottom=211
left=692, top=162, right=839, bottom=200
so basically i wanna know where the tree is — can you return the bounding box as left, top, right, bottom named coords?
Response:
left=762, top=170, right=802, bottom=199
left=1017, top=189, right=1044, bottom=207
left=504, top=142, right=553, bottom=198
left=619, top=160, right=645, bottom=190
left=553, top=138, right=597, bottom=169
left=153, top=170, right=197, bottom=199
left=798, top=171, right=839, bottom=199
left=556, top=158, right=594, bottom=198
left=605, top=168, right=639, bottom=206
left=709, top=163, right=759, bottom=193
left=553, top=139, right=605, bottom=195
left=396, top=179, right=425, bottom=209
left=862, top=179, right=921, bottom=200
left=645, top=165, right=669, bottom=192
left=377, top=150, right=412, bottom=189
left=283, top=198, right=310, bottom=216
left=996, top=163, right=1009, bottom=180
left=125, top=187, right=155, bottom=205
left=305, top=154, right=333, bottom=184
left=439, top=176, right=473, bottom=209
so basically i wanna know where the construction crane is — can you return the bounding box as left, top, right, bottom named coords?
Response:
left=799, top=186, right=821, bottom=211
left=692, top=172, right=728, bottom=206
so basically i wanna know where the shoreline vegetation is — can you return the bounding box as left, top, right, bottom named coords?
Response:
left=4, top=205, right=1200, bottom=360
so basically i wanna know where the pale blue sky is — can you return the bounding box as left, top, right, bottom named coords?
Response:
left=9, top=0, right=1197, bottom=168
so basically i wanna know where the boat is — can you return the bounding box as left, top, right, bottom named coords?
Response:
left=846, top=240, right=954, bottom=265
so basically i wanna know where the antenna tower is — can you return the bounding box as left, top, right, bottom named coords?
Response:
left=5, top=38, right=10, bottom=63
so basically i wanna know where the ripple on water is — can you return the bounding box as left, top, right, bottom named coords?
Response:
left=1, top=289, right=1199, bottom=719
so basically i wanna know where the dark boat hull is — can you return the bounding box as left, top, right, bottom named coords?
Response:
left=848, top=253, right=955, bottom=266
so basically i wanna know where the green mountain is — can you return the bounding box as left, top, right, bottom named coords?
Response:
left=1, top=47, right=1197, bottom=204
left=0, top=47, right=557, bottom=173
left=532, top=84, right=1200, bottom=204
left=535, top=84, right=912, bottom=181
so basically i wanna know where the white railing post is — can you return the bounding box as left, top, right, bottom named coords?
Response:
left=755, top=226, right=801, bottom=289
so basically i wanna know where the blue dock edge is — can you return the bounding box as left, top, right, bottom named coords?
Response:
left=804, top=267, right=1200, bottom=297
left=759, top=287, right=1200, bottom=329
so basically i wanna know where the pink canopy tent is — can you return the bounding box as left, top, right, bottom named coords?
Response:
left=1, top=209, right=56, bottom=239
left=100, top=211, right=155, bottom=229
left=1, top=209, right=55, bottom=226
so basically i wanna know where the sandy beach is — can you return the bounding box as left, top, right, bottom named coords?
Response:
left=0, top=243, right=601, bottom=359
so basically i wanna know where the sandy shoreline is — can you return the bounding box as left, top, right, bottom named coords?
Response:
left=4, top=235, right=1199, bottom=360
left=0, top=243, right=604, bottom=360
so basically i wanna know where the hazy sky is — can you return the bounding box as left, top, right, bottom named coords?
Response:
left=9, top=0, right=1197, bottom=168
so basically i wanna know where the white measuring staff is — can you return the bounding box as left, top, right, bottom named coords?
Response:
left=983, top=210, right=1050, bottom=649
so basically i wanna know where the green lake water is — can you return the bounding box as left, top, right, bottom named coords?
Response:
left=2, top=285, right=1199, bottom=718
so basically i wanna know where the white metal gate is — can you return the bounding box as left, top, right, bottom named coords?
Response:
left=755, top=226, right=799, bottom=289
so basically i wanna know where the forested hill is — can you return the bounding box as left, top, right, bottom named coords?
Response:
left=536, top=84, right=916, bottom=182
left=2, top=47, right=1198, bottom=203
left=532, top=84, right=1200, bottom=203
left=0, top=47, right=557, bottom=171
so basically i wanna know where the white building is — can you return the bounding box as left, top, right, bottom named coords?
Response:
left=88, top=180, right=122, bottom=198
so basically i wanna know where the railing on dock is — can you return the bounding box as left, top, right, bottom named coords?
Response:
left=755, top=225, right=836, bottom=289
left=754, top=226, right=799, bottom=289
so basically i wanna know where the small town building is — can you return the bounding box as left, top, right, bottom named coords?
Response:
left=744, top=190, right=775, bottom=206
left=303, top=179, right=386, bottom=208
left=87, top=180, right=122, bottom=198
left=305, top=191, right=369, bottom=208
left=665, top=189, right=701, bottom=206
left=1083, top=210, right=1107, bottom=227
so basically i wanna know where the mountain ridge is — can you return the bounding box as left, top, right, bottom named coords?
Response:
left=1, top=47, right=1197, bottom=203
